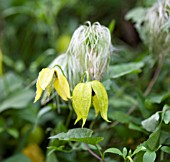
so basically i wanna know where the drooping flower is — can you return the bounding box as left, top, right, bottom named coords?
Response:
left=34, top=67, right=71, bottom=103
left=72, top=80, right=110, bottom=127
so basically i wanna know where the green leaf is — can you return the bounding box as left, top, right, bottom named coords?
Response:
left=104, top=148, right=123, bottom=157
left=129, top=123, right=146, bottom=133
left=163, top=110, right=170, bottom=124
left=7, top=128, right=19, bottom=138
left=161, top=146, right=170, bottom=154
left=108, top=111, right=132, bottom=124
left=146, top=93, right=170, bottom=104
left=136, top=90, right=150, bottom=118
left=3, top=153, right=30, bottom=162
left=143, top=151, right=156, bottom=162
left=0, top=72, right=23, bottom=100
left=46, top=152, right=58, bottom=162
left=108, top=19, right=116, bottom=34
left=0, top=89, right=34, bottom=113
left=145, top=128, right=160, bottom=151
left=35, top=106, right=52, bottom=126
left=109, top=62, right=144, bottom=79
left=123, top=147, right=128, bottom=159
left=141, top=112, right=160, bottom=132
left=132, top=146, right=146, bottom=156
left=49, top=128, right=103, bottom=145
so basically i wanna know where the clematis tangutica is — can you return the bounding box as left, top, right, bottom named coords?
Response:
left=72, top=80, right=110, bottom=127
left=34, top=67, right=71, bottom=103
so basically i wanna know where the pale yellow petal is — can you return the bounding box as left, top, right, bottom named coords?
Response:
left=38, top=68, right=54, bottom=90
left=91, top=80, right=110, bottom=122
left=93, top=95, right=100, bottom=116
left=54, top=70, right=71, bottom=101
left=72, top=82, right=92, bottom=127
left=34, top=80, right=43, bottom=103
left=46, top=83, right=53, bottom=97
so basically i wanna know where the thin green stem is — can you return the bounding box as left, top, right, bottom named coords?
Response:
left=86, top=71, right=90, bottom=82
left=96, top=144, right=105, bottom=162
left=80, top=71, right=90, bottom=82
left=65, top=108, right=73, bottom=129
left=54, top=64, right=66, bottom=76
left=160, top=150, right=164, bottom=161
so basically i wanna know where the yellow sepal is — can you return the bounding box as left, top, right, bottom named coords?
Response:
left=72, top=82, right=92, bottom=127
left=54, top=70, right=71, bottom=101
left=91, top=80, right=110, bottom=122
left=38, top=68, right=54, bottom=90
left=92, top=95, right=100, bottom=116
left=34, top=80, right=43, bottom=103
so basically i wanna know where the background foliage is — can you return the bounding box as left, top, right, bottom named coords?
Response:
left=0, top=0, right=170, bottom=162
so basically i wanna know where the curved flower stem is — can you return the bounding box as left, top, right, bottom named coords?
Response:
left=53, top=64, right=66, bottom=76
left=84, top=144, right=104, bottom=161
left=81, top=71, right=90, bottom=82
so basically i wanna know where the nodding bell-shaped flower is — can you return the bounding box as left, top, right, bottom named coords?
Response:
left=72, top=80, right=110, bottom=127
left=34, top=67, right=71, bottom=103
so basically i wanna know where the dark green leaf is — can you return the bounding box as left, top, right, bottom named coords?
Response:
left=145, top=128, right=161, bottom=151
left=108, top=111, right=132, bottom=124
left=7, top=128, right=19, bottom=138
left=146, top=93, right=170, bottom=104
left=109, top=62, right=144, bottom=79
left=3, top=154, right=30, bottom=162
left=0, top=72, right=23, bottom=100
left=161, top=146, right=170, bottom=154
left=0, top=89, right=34, bottom=113
left=129, top=123, right=146, bottom=133
left=49, top=128, right=103, bottom=145
left=136, top=90, right=150, bottom=118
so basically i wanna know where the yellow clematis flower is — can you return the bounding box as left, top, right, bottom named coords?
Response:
left=34, top=67, right=71, bottom=103
left=72, top=80, right=110, bottom=127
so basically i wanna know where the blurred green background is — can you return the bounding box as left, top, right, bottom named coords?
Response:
left=1, top=0, right=170, bottom=162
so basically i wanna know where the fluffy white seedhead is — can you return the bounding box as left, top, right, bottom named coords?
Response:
left=66, top=22, right=112, bottom=84
left=137, top=0, right=170, bottom=55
